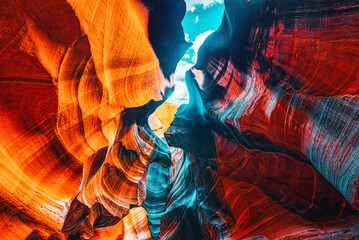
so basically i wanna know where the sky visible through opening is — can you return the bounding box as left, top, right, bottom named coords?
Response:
left=166, top=0, right=225, bottom=105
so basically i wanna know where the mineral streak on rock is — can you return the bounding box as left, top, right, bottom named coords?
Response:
left=1, top=0, right=359, bottom=239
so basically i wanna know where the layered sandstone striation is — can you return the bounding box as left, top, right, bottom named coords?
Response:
left=0, top=0, right=359, bottom=239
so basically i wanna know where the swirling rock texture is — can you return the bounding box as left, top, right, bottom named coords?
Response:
left=1, top=0, right=359, bottom=239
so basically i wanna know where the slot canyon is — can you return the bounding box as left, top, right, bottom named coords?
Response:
left=1, top=0, right=359, bottom=239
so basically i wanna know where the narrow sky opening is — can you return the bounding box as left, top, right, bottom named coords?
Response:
left=165, top=0, right=225, bottom=106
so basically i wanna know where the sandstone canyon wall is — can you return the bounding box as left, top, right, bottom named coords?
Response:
left=0, top=0, right=359, bottom=239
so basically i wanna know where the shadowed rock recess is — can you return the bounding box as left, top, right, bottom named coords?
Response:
left=1, top=0, right=359, bottom=239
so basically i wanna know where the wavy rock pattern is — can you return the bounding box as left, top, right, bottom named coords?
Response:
left=0, top=0, right=183, bottom=238
left=196, top=0, right=359, bottom=209
left=163, top=0, right=359, bottom=238
left=1, top=0, right=359, bottom=239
